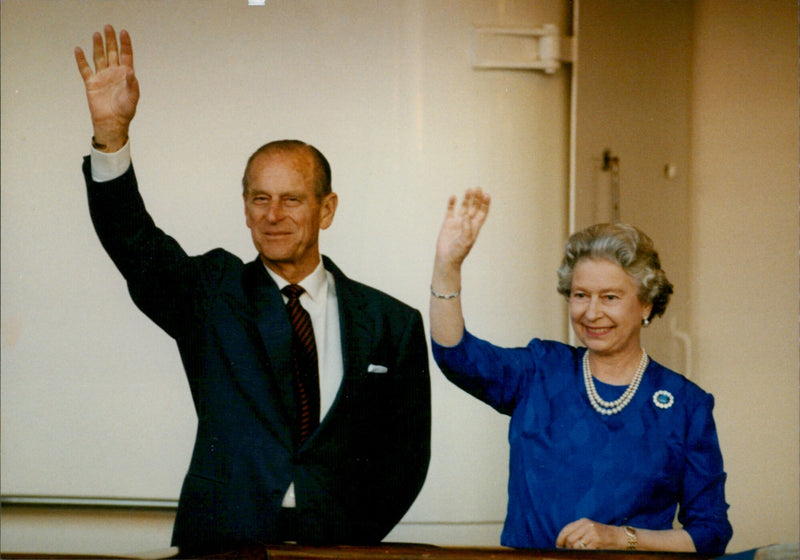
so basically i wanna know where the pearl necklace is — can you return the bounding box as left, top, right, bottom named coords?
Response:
left=583, top=350, right=649, bottom=415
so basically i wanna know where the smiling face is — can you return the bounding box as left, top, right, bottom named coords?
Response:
left=243, top=149, right=337, bottom=283
left=569, top=258, right=653, bottom=360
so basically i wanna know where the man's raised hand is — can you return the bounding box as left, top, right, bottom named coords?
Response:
left=75, top=25, right=139, bottom=152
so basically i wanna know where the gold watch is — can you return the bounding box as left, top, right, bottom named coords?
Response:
left=624, top=525, right=638, bottom=550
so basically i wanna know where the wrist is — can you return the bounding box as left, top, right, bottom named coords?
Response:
left=432, top=259, right=462, bottom=284
left=430, top=285, right=461, bottom=299
left=91, top=135, right=129, bottom=153
left=623, top=526, right=638, bottom=550
left=91, top=123, right=130, bottom=153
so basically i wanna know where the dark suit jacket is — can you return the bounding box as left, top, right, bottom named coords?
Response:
left=83, top=158, right=431, bottom=554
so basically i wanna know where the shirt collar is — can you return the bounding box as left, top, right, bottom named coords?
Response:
left=264, top=260, right=327, bottom=303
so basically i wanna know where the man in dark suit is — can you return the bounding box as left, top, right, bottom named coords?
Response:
left=75, top=26, right=430, bottom=555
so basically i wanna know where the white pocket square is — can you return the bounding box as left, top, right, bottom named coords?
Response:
left=367, top=364, right=388, bottom=374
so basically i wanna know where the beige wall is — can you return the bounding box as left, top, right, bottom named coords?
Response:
left=689, top=0, right=799, bottom=551
left=573, top=0, right=694, bottom=374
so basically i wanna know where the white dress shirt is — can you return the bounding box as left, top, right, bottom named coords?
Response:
left=264, top=261, right=343, bottom=422
left=90, top=140, right=132, bottom=182
left=265, top=263, right=343, bottom=508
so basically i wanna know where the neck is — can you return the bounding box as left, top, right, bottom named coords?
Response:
left=262, top=256, right=321, bottom=285
left=587, top=347, right=644, bottom=385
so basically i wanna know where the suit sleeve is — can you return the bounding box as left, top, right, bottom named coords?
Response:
left=83, top=156, right=205, bottom=340
left=380, top=307, right=431, bottom=530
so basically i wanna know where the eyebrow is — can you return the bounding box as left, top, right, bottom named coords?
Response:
left=571, top=285, right=627, bottom=294
left=247, top=189, right=308, bottom=199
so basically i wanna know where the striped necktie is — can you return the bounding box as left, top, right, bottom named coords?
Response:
left=282, top=284, right=320, bottom=447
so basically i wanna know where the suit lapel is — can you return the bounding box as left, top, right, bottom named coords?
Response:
left=323, top=256, right=372, bottom=380
left=242, top=259, right=297, bottom=444
left=243, top=256, right=375, bottom=446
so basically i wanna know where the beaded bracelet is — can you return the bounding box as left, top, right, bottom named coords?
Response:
left=430, top=286, right=461, bottom=299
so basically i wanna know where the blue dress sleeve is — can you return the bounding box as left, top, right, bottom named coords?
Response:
left=678, top=392, right=733, bottom=555
left=431, top=329, right=535, bottom=415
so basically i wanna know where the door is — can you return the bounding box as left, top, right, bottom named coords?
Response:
left=571, top=0, right=693, bottom=373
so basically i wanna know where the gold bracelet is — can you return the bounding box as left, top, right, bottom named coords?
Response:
left=624, top=526, right=638, bottom=550
left=430, top=285, right=460, bottom=299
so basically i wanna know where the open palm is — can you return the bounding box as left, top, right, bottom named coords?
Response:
left=435, top=188, right=491, bottom=267
left=75, top=25, right=139, bottom=143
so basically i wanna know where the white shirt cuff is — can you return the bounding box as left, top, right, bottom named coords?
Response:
left=90, top=140, right=132, bottom=182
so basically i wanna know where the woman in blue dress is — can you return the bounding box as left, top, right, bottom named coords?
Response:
left=429, top=189, right=732, bottom=555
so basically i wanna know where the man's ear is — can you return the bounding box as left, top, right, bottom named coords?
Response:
left=319, top=193, right=338, bottom=230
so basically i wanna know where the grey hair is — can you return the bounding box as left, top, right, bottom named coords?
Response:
left=242, top=140, right=332, bottom=200
left=556, top=223, right=673, bottom=320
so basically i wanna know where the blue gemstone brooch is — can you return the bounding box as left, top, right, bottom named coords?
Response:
left=653, top=390, right=674, bottom=409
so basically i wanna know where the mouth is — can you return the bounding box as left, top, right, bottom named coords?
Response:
left=584, top=325, right=613, bottom=336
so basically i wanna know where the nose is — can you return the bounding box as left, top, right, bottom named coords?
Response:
left=584, top=296, right=603, bottom=320
left=266, top=200, right=284, bottom=223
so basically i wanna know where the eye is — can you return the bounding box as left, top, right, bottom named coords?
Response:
left=603, top=294, right=619, bottom=301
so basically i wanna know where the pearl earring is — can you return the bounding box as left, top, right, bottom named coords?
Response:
left=642, top=317, right=650, bottom=327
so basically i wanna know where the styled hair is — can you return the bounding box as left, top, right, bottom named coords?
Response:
left=556, top=222, right=673, bottom=320
left=242, top=140, right=332, bottom=200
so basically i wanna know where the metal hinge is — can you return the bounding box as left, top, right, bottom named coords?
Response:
left=472, top=24, right=575, bottom=74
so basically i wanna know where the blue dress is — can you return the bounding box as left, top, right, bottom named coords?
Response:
left=432, top=330, right=732, bottom=556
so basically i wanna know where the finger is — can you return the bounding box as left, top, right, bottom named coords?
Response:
left=556, top=519, right=586, bottom=549
left=575, top=523, right=599, bottom=549
left=457, top=189, right=473, bottom=217
left=104, top=25, right=120, bottom=66
left=443, top=195, right=457, bottom=220
left=568, top=534, right=588, bottom=549
left=466, top=196, right=490, bottom=235
left=104, top=24, right=120, bottom=66
left=478, top=191, right=491, bottom=216
left=91, top=31, right=107, bottom=70
left=558, top=535, right=586, bottom=549
left=473, top=191, right=490, bottom=222
left=118, top=29, right=134, bottom=68
left=466, top=188, right=482, bottom=217
left=125, top=67, right=140, bottom=100
left=555, top=524, right=573, bottom=548
left=74, top=47, right=94, bottom=81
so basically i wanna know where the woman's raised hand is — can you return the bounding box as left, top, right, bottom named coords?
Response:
left=435, top=188, right=491, bottom=269
left=429, top=188, right=490, bottom=346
